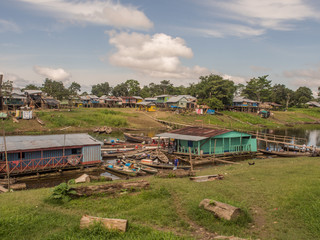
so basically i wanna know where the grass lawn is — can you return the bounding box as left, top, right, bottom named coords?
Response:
left=1, top=156, right=320, bottom=239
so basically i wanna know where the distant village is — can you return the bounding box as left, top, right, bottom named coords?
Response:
left=1, top=74, right=320, bottom=118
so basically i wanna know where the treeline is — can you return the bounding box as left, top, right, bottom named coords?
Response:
left=22, top=75, right=320, bottom=109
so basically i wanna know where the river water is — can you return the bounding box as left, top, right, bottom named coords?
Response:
left=260, top=126, right=320, bottom=147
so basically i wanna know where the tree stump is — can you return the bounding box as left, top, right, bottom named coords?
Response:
left=80, top=215, right=127, bottom=232
left=75, top=174, right=90, bottom=183
left=199, top=199, right=242, bottom=221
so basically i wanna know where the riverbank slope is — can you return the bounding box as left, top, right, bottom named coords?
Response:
left=3, top=107, right=320, bottom=134
left=1, top=156, right=320, bottom=239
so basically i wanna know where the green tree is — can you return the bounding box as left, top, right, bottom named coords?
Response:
left=41, top=78, right=68, bottom=100
left=91, top=82, right=112, bottom=97
left=242, top=75, right=272, bottom=102
left=23, top=84, right=40, bottom=91
left=112, top=82, right=129, bottom=97
left=68, top=82, right=81, bottom=96
left=125, top=79, right=141, bottom=96
left=189, top=74, right=236, bottom=107
left=271, top=84, right=294, bottom=109
left=293, top=87, right=313, bottom=107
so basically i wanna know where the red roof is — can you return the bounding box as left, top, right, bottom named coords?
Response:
left=169, top=127, right=230, bottom=138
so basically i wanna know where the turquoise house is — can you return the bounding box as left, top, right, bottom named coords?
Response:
left=157, top=127, right=257, bottom=155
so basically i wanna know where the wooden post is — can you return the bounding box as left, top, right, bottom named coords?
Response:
left=214, top=139, right=217, bottom=155
left=189, top=147, right=193, bottom=171
left=2, top=119, right=10, bottom=191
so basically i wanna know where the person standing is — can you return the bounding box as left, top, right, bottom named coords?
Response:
left=173, top=158, right=179, bottom=170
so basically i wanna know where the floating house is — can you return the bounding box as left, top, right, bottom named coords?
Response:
left=0, top=133, right=102, bottom=176
left=157, top=127, right=257, bottom=155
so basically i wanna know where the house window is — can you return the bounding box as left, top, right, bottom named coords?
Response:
left=21, top=152, right=26, bottom=159
left=71, top=149, right=77, bottom=154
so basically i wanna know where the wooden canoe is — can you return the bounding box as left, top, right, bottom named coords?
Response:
left=139, top=161, right=191, bottom=170
left=123, top=132, right=151, bottom=143
left=104, top=164, right=138, bottom=177
left=259, top=149, right=311, bottom=157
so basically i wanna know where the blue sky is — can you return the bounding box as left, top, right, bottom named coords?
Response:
left=1, top=0, right=320, bottom=94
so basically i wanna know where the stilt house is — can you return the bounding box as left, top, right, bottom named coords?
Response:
left=157, top=127, right=257, bottom=155
left=0, top=133, right=102, bottom=176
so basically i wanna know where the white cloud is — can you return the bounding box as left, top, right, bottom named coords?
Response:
left=108, top=31, right=210, bottom=79
left=17, top=0, right=153, bottom=30
left=200, top=0, right=318, bottom=37
left=283, top=65, right=320, bottom=89
left=0, top=19, right=20, bottom=33
left=33, top=66, right=71, bottom=82
left=222, top=74, right=246, bottom=84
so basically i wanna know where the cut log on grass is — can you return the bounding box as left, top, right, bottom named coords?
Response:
left=199, top=199, right=242, bottom=221
left=75, top=174, right=90, bottom=183
left=80, top=215, right=127, bottom=232
left=190, top=174, right=224, bottom=182
left=10, top=183, right=27, bottom=190
left=0, top=185, right=8, bottom=193
left=73, top=180, right=149, bottom=197
left=89, top=175, right=112, bottom=182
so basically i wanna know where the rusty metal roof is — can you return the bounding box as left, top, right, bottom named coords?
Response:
left=156, top=127, right=231, bottom=141
left=0, top=133, right=102, bottom=152
left=170, top=127, right=230, bottom=137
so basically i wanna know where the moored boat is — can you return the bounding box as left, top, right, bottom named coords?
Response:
left=123, top=132, right=151, bottom=143
left=259, top=149, right=311, bottom=157
left=104, top=164, right=139, bottom=177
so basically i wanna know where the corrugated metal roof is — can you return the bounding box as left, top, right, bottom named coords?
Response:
left=0, top=133, right=102, bottom=152
left=156, top=127, right=231, bottom=140
left=167, top=96, right=187, bottom=103
left=156, top=133, right=207, bottom=141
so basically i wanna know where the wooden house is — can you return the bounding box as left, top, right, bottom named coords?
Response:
left=166, top=96, right=188, bottom=109
left=232, top=96, right=260, bottom=112
left=144, top=97, right=157, bottom=103
left=0, top=133, right=102, bottom=176
left=157, top=127, right=257, bottom=155
left=80, top=95, right=99, bottom=107
left=136, top=101, right=156, bottom=112
left=24, top=90, right=44, bottom=108
left=306, top=101, right=320, bottom=108
left=3, top=89, right=26, bottom=110
left=155, top=95, right=171, bottom=108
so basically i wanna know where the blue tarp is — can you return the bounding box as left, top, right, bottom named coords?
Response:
left=207, top=109, right=215, bottom=115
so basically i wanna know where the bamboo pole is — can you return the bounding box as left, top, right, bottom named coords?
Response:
left=2, top=119, right=10, bottom=191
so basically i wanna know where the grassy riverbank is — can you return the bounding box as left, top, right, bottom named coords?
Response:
left=2, top=107, right=320, bottom=134
left=1, top=156, right=320, bottom=239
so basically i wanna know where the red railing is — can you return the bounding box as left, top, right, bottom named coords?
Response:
left=0, top=154, right=83, bottom=174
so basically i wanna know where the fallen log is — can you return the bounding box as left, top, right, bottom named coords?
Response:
left=0, top=185, right=8, bottom=193
left=190, top=174, right=224, bottom=182
left=199, top=199, right=242, bottom=221
left=73, top=180, right=149, bottom=197
left=10, top=183, right=27, bottom=190
left=80, top=215, right=127, bottom=232
left=156, top=169, right=195, bottom=178
left=0, top=178, right=16, bottom=185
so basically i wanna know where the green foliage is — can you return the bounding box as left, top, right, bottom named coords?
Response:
left=125, top=79, right=141, bottom=96
left=50, top=183, right=77, bottom=203
left=242, top=75, right=272, bottom=102
left=189, top=74, right=236, bottom=106
left=294, top=86, right=313, bottom=107
left=23, top=84, right=41, bottom=91
left=42, top=78, right=69, bottom=100
left=91, top=82, right=112, bottom=97
left=68, top=81, right=81, bottom=95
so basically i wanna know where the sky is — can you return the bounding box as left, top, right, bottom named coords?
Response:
left=1, top=0, right=320, bottom=94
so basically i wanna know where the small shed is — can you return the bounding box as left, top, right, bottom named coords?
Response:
left=0, top=133, right=102, bottom=176
left=157, top=127, right=257, bottom=155
left=136, top=101, right=156, bottom=112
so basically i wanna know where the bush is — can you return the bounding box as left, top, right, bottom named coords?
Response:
left=50, top=183, right=77, bottom=203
